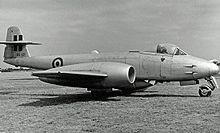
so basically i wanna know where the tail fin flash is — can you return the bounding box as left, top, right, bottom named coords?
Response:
left=6, top=26, right=23, bottom=41
left=0, top=26, right=41, bottom=60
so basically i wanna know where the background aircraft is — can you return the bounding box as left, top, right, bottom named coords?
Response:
left=0, top=26, right=219, bottom=97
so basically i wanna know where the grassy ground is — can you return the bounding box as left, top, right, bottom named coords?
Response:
left=0, top=72, right=219, bottom=133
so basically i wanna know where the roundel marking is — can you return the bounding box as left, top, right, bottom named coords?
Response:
left=52, top=57, right=63, bottom=68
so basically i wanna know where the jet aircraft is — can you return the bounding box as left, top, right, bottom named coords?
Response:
left=0, top=26, right=219, bottom=97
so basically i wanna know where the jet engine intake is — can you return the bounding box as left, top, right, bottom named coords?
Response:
left=95, top=62, right=136, bottom=88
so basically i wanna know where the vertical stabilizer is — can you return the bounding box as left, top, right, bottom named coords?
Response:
left=3, top=26, right=30, bottom=59
left=0, top=26, right=41, bottom=60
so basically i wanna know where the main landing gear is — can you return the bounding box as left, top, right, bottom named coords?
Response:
left=88, top=88, right=112, bottom=98
left=199, top=76, right=219, bottom=97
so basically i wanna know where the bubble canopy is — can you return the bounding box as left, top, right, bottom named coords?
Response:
left=156, top=43, right=187, bottom=55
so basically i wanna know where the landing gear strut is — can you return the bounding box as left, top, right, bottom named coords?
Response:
left=199, top=76, right=219, bottom=97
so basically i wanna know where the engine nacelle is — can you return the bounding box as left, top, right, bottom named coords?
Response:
left=47, top=62, right=136, bottom=89
left=97, top=62, right=136, bottom=88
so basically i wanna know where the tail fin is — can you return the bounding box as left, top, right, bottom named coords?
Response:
left=0, top=26, right=41, bottom=60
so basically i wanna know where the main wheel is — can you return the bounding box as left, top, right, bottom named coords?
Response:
left=199, top=86, right=212, bottom=97
left=121, top=90, right=134, bottom=95
left=91, top=91, right=108, bottom=98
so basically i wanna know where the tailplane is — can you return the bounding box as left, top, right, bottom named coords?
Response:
left=0, top=26, right=41, bottom=60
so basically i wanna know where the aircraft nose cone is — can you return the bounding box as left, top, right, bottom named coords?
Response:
left=209, top=63, right=219, bottom=76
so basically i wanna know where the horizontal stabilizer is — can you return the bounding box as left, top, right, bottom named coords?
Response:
left=0, top=41, right=42, bottom=45
left=32, top=70, right=107, bottom=80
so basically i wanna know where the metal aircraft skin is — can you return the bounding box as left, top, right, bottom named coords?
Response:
left=0, top=26, right=219, bottom=97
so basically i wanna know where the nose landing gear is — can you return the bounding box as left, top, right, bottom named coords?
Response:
left=199, top=76, right=219, bottom=97
left=199, top=85, right=212, bottom=97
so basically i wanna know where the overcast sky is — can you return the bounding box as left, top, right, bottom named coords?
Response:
left=0, top=0, right=220, bottom=68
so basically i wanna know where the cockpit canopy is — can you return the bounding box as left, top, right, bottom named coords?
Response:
left=156, top=43, right=187, bottom=55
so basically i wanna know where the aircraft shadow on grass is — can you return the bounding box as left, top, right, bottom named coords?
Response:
left=126, top=93, right=200, bottom=98
left=18, top=92, right=121, bottom=107
left=17, top=90, right=199, bottom=107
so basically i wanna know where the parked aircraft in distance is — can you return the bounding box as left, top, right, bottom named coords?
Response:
left=0, top=26, right=219, bottom=97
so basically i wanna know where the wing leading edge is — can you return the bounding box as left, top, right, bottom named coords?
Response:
left=32, top=70, right=108, bottom=80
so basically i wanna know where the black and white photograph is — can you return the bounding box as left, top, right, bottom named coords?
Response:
left=0, top=0, right=219, bottom=132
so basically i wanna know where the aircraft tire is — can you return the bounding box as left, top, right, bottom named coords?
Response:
left=121, top=90, right=134, bottom=95
left=91, top=91, right=108, bottom=98
left=198, top=86, right=212, bottom=97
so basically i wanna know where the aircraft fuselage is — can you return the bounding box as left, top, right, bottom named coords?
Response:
left=4, top=51, right=216, bottom=81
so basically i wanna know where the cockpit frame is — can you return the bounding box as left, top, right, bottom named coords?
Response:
left=156, top=43, right=187, bottom=56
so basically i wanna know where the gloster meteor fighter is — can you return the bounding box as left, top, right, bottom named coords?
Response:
left=1, top=26, right=219, bottom=97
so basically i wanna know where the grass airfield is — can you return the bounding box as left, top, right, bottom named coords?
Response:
left=0, top=72, right=219, bottom=133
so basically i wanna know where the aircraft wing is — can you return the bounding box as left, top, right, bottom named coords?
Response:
left=32, top=70, right=108, bottom=80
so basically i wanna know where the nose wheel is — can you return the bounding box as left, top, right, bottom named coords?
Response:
left=199, top=76, right=218, bottom=97
left=199, top=85, right=212, bottom=97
